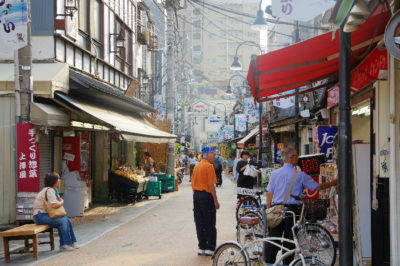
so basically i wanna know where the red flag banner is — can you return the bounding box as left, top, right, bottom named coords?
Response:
left=17, top=123, right=40, bottom=192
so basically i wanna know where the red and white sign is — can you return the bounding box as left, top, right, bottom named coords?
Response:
left=17, top=123, right=40, bottom=192
left=327, top=48, right=387, bottom=109
left=62, top=136, right=81, bottom=174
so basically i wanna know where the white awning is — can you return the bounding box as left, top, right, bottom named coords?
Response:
left=55, top=93, right=176, bottom=143
left=30, top=102, right=69, bottom=127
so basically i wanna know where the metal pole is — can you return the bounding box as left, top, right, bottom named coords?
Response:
left=294, top=21, right=300, bottom=152
left=19, top=0, right=32, bottom=124
left=338, top=25, right=353, bottom=266
left=166, top=0, right=176, bottom=175
left=258, top=102, right=263, bottom=162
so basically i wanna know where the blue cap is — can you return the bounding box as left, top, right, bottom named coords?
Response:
left=201, top=146, right=216, bottom=154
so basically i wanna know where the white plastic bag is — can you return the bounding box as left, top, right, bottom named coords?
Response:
left=244, top=165, right=258, bottom=177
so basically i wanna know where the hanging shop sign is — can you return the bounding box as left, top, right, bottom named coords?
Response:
left=327, top=48, right=388, bottom=109
left=244, top=97, right=259, bottom=124
left=384, top=10, right=400, bottom=60
left=235, top=114, right=247, bottom=133
left=220, top=144, right=227, bottom=158
left=313, top=126, right=338, bottom=163
left=0, top=0, right=28, bottom=51
left=271, top=0, right=335, bottom=22
left=17, top=123, right=40, bottom=192
left=273, top=142, right=285, bottom=165
left=224, top=125, right=234, bottom=140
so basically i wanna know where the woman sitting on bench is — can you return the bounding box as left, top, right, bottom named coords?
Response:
left=33, top=172, right=78, bottom=252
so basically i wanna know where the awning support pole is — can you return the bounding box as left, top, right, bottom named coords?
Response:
left=338, top=25, right=354, bottom=266
left=294, top=21, right=300, bottom=153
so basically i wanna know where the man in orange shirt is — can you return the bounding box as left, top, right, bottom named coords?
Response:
left=192, top=147, right=220, bottom=256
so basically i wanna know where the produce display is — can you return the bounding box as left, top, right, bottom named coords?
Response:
left=113, top=167, right=147, bottom=183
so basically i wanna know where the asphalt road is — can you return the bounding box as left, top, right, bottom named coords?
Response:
left=38, top=175, right=237, bottom=266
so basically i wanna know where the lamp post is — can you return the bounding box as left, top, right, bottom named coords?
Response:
left=251, top=0, right=267, bottom=31
left=213, top=103, right=228, bottom=125
left=226, top=74, right=248, bottom=102
left=230, top=41, right=263, bottom=71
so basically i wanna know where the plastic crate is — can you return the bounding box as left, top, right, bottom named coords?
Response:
left=146, top=181, right=162, bottom=198
left=162, top=180, right=175, bottom=192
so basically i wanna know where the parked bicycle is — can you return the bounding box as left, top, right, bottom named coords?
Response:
left=236, top=188, right=263, bottom=222
left=233, top=196, right=336, bottom=266
left=214, top=207, right=327, bottom=266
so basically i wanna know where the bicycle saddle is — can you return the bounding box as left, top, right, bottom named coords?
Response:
left=255, top=191, right=263, bottom=196
left=238, top=216, right=260, bottom=225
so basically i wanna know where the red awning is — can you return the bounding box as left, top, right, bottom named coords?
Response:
left=248, top=12, right=390, bottom=102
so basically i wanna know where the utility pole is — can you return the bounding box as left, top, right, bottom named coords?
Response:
left=338, top=25, right=353, bottom=266
left=17, top=0, right=32, bottom=124
left=166, top=0, right=176, bottom=175
left=294, top=21, right=300, bottom=153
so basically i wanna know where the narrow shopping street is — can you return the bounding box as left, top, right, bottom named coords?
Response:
left=37, top=175, right=236, bottom=266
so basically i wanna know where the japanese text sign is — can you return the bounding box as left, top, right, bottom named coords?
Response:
left=0, top=0, right=28, bottom=51
left=271, top=0, right=335, bottom=22
left=314, top=126, right=338, bottom=162
left=17, top=123, right=40, bottom=192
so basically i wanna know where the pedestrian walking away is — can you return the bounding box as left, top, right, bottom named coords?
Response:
left=236, top=150, right=254, bottom=189
left=33, top=172, right=78, bottom=252
left=192, top=146, right=220, bottom=256
left=214, top=154, right=224, bottom=187
left=265, top=147, right=338, bottom=264
left=189, top=152, right=198, bottom=182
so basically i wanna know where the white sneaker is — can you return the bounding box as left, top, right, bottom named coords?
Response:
left=69, top=243, right=79, bottom=249
left=60, top=245, right=75, bottom=252
left=198, top=249, right=205, bottom=255
left=205, top=250, right=214, bottom=256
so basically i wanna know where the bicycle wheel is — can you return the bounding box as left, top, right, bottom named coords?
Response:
left=212, top=242, right=249, bottom=266
left=296, top=223, right=336, bottom=266
left=291, top=257, right=326, bottom=266
left=236, top=196, right=260, bottom=222
left=236, top=211, right=263, bottom=261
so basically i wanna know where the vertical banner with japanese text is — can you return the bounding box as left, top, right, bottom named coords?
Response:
left=17, top=123, right=40, bottom=192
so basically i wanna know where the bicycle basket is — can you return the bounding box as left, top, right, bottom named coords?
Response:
left=303, top=198, right=329, bottom=221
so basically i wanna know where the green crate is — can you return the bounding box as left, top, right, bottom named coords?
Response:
left=146, top=181, right=162, bottom=198
left=162, top=180, right=175, bottom=192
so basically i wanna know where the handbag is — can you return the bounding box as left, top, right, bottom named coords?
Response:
left=43, top=188, right=67, bottom=219
left=266, top=170, right=298, bottom=228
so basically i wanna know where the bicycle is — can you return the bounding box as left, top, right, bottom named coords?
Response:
left=234, top=196, right=336, bottom=265
left=214, top=208, right=326, bottom=266
left=236, top=188, right=263, bottom=222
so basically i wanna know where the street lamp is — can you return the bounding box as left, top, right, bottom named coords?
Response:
left=230, top=41, right=263, bottom=71
left=213, top=103, right=228, bottom=125
left=251, top=0, right=267, bottom=31
left=110, top=31, right=125, bottom=53
left=226, top=85, right=233, bottom=94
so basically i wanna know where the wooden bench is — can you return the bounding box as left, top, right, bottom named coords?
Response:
left=0, top=224, right=54, bottom=263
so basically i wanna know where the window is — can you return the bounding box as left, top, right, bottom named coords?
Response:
left=208, top=33, right=216, bottom=39
left=193, top=45, right=201, bottom=51
left=93, top=0, right=101, bottom=41
left=194, top=20, right=201, bottom=28
left=194, top=8, right=201, bottom=15
left=218, top=57, right=227, bottom=63
left=193, top=32, right=201, bottom=39
left=208, top=58, right=216, bottom=64
left=116, top=20, right=123, bottom=58
left=208, top=71, right=216, bottom=76
left=79, top=0, right=88, bottom=32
